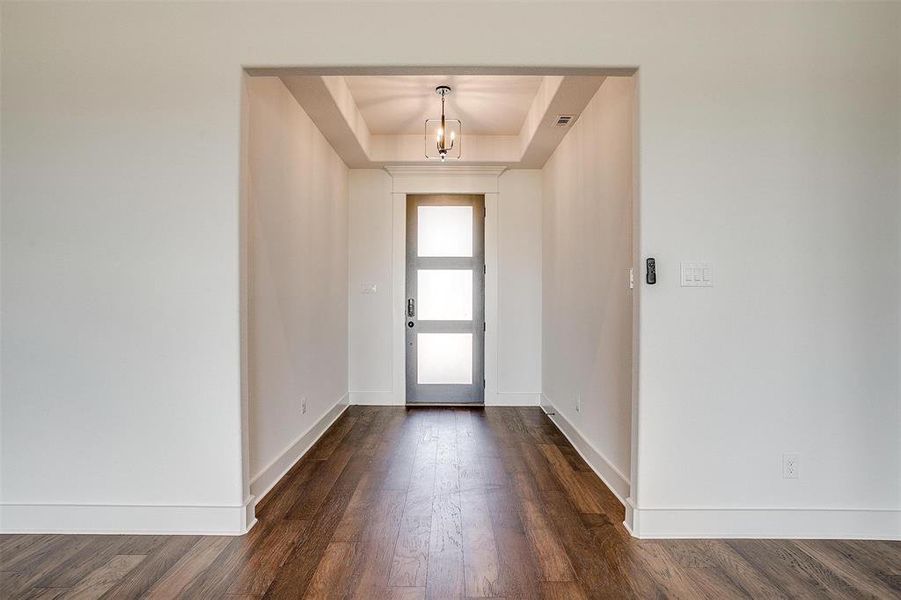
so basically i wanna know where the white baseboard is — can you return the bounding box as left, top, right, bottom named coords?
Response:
left=349, top=390, right=402, bottom=405
left=487, top=392, right=541, bottom=406
left=0, top=395, right=352, bottom=536
left=0, top=496, right=256, bottom=535
left=630, top=506, right=901, bottom=540
left=539, top=392, right=554, bottom=413
left=540, top=393, right=631, bottom=506
left=250, top=394, right=349, bottom=506
left=351, top=391, right=540, bottom=407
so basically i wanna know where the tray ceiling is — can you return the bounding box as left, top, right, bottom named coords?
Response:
left=344, top=75, right=544, bottom=135
left=273, top=71, right=611, bottom=167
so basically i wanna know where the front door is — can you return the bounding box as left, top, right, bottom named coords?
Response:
left=405, top=194, right=485, bottom=404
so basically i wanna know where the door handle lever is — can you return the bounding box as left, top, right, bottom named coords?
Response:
left=407, top=298, right=415, bottom=318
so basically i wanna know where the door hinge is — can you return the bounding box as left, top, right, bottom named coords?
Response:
left=483, top=378, right=486, bottom=388
left=483, top=264, right=486, bottom=274
left=483, top=322, right=486, bottom=332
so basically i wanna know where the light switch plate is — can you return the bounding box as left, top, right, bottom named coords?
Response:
left=783, top=453, right=800, bottom=479
left=361, top=283, right=377, bottom=294
left=681, top=262, right=713, bottom=287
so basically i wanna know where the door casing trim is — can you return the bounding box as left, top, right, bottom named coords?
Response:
left=385, top=166, right=506, bottom=406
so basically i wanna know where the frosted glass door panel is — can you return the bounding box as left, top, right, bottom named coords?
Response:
left=418, top=269, right=472, bottom=321
left=417, top=206, right=472, bottom=257
left=417, top=333, right=473, bottom=384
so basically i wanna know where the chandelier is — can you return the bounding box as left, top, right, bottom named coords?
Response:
left=425, top=85, right=462, bottom=161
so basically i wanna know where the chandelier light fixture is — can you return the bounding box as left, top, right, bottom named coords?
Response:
left=425, top=85, right=462, bottom=161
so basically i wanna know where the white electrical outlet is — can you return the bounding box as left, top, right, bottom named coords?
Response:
left=576, top=393, right=582, bottom=413
left=783, top=453, right=800, bottom=479
left=301, top=396, right=307, bottom=415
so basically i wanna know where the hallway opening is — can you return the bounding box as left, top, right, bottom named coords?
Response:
left=239, top=68, right=641, bottom=532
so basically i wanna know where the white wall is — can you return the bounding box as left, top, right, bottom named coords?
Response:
left=631, top=10, right=900, bottom=538
left=347, top=169, right=542, bottom=405
left=245, top=77, right=348, bottom=502
left=496, top=170, right=542, bottom=400
left=542, top=77, right=635, bottom=502
left=348, top=170, right=394, bottom=398
left=1, top=3, right=250, bottom=533
left=2, top=1, right=898, bottom=537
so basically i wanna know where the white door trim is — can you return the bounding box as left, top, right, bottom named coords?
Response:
left=384, top=165, right=506, bottom=405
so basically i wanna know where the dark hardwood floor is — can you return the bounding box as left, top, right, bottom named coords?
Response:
left=2, top=406, right=899, bottom=599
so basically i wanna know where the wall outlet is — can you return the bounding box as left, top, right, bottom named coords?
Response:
left=301, top=396, right=307, bottom=415
left=575, top=393, right=581, bottom=413
left=783, top=453, right=800, bottom=479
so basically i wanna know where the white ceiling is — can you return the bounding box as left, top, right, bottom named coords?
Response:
left=343, top=75, right=544, bottom=135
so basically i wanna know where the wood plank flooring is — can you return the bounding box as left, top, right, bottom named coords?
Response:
left=2, top=406, right=898, bottom=599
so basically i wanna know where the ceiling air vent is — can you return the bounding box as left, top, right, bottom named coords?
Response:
left=554, top=114, right=575, bottom=127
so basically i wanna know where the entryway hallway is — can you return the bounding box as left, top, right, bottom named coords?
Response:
left=3, top=406, right=897, bottom=599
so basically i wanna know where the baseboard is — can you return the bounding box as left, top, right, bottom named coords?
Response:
left=349, top=390, right=402, bottom=405
left=629, top=506, right=901, bottom=540
left=486, top=392, right=541, bottom=406
left=540, top=393, right=631, bottom=505
left=539, top=392, right=554, bottom=413
left=351, top=391, right=541, bottom=406
left=250, top=394, right=349, bottom=506
left=541, top=395, right=900, bottom=540
left=1, top=395, right=351, bottom=536
left=0, top=495, right=256, bottom=535
left=351, top=391, right=540, bottom=407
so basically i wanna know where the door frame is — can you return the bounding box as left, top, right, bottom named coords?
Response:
left=405, top=194, right=486, bottom=404
left=385, top=165, right=505, bottom=406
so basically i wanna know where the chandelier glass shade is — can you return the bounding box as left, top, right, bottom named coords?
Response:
left=425, top=85, right=462, bottom=161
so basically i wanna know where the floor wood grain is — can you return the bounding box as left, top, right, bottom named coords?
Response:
left=1, top=406, right=898, bottom=599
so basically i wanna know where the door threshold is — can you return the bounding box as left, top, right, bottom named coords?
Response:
left=405, top=403, right=485, bottom=408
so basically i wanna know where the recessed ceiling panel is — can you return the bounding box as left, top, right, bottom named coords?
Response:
left=344, top=75, right=543, bottom=135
